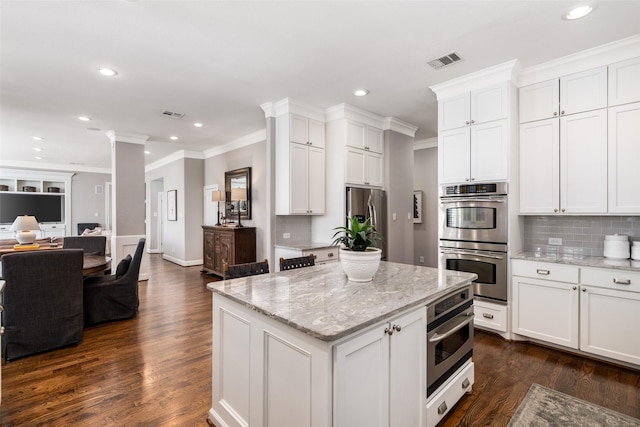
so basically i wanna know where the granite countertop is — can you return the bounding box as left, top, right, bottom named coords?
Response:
left=207, top=261, right=477, bottom=342
left=274, top=242, right=333, bottom=251
left=512, top=251, right=640, bottom=272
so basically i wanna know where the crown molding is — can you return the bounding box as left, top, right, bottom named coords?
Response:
left=203, top=128, right=266, bottom=159
left=0, top=167, right=76, bottom=180
left=519, top=34, right=640, bottom=87
left=413, top=137, right=438, bottom=151
left=0, top=160, right=109, bottom=174
left=261, top=102, right=277, bottom=118
left=145, top=150, right=204, bottom=173
left=272, top=98, right=326, bottom=122
left=429, top=59, right=520, bottom=100
left=324, top=103, right=387, bottom=129
left=106, top=130, right=149, bottom=145
left=383, top=117, right=419, bottom=138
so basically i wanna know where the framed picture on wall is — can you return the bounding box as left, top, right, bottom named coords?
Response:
left=167, top=189, right=177, bottom=221
left=413, top=190, right=423, bottom=224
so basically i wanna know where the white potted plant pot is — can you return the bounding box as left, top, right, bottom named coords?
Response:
left=339, top=247, right=382, bottom=282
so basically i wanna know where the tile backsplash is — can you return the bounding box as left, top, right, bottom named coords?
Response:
left=523, top=216, right=640, bottom=256
left=275, top=215, right=312, bottom=245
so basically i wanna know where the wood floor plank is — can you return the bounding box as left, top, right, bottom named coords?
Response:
left=2, top=255, right=638, bottom=426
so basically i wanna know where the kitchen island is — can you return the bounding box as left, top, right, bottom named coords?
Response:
left=207, top=261, right=477, bottom=427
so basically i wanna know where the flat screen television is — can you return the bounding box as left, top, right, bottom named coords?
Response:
left=0, top=193, right=64, bottom=224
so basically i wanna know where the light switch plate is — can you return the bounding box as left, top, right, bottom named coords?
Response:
left=283, top=232, right=290, bottom=239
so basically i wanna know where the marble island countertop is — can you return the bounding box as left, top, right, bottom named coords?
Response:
left=512, top=251, right=640, bottom=272
left=207, top=261, right=477, bottom=341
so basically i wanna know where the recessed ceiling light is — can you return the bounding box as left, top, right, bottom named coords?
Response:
left=78, top=116, right=92, bottom=121
left=33, top=147, right=43, bottom=152
left=34, top=156, right=43, bottom=160
left=99, top=67, right=118, bottom=77
left=563, top=4, right=595, bottom=20
left=32, top=136, right=44, bottom=141
left=170, top=136, right=178, bottom=140
left=144, top=150, right=151, bottom=154
left=353, top=89, right=370, bottom=97
left=194, top=122, right=203, bottom=128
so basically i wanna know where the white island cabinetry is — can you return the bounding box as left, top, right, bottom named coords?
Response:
left=208, top=262, right=476, bottom=427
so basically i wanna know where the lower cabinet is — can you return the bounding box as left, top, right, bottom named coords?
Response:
left=210, top=296, right=428, bottom=427
left=334, top=308, right=426, bottom=427
left=473, top=299, right=508, bottom=333
left=512, top=260, right=640, bottom=367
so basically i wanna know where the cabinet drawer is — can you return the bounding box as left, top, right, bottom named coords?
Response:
left=426, top=362, right=474, bottom=427
left=581, top=267, right=640, bottom=292
left=512, top=260, right=579, bottom=283
left=305, top=247, right=338, bottom=264
left=473, top=300, right=507, bottom=333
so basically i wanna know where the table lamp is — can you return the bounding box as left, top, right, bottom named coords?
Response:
left=211, top=190, right=225, bottom=226
left=230, top=187, right=247, bottom=228
left=10, top=215, right=41, bottom=245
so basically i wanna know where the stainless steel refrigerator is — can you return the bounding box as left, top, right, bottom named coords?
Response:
left=346, top=187, right=387, bottom=260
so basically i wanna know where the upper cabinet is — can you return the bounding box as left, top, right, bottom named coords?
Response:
left=438, top=82, right=508, bottom=131
left=344, top=119, right=384, bottom=187
left=608, top=56, right=640, bottom=107
left=519, top=66, right=607, bottom=123
left=276, top=110, right=326, bottom=215
left=437, top=81, right=514, bottom=185
left=290, top=113, right=325, bottom=148
left=608, top=102, right=640, bottom=213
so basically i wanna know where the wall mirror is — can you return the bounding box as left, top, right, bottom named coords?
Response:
left=225, top=167, right=251, bottom=221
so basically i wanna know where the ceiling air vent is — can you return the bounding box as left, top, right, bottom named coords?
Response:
left=427, top=52, right=463, bottom=70
left=161, top=110, right=185, bottom=119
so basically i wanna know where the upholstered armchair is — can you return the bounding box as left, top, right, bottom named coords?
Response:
left=1, top=249, right=85, bottom=361
left=83, top=238, right=145, bottom=325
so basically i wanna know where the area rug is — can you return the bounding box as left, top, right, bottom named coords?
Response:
left=508, top=383, right=640, bottom=426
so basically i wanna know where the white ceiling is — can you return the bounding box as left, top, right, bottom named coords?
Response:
left=1, top=1, right=640, bottom=173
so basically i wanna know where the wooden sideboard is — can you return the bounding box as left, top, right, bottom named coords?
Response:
left=202, top=226, right=256, bottom=277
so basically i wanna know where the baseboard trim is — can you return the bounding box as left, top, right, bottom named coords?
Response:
left=162, top=254, right=203, bottom=267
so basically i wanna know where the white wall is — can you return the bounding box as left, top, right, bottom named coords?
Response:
left=70, top=171, right=111, bottom=234
left=204, top=140, right=268, bottom=262
left=413, top=146, right=439, bottom=268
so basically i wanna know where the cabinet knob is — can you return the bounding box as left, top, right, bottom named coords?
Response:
left=393, top=324, right=402, bottom=332
left=437, top=402, right=448, bottom=415
left=470, top=177, right=475, bottom=181
left=561, top=110, right=565, bottom=115
left=365, top=146, right=370, bottom=150
left=582, top=288, right=587, bottom=292
left=470, top=120, right=475, bottom=124
left=572, top=286, right=577, bottom=290
left=461, top=378, right=471, bottom=389
left=561, top=208, right=565, bottom=213
left=465, top=178, right=470, bottom=182
left=384, top=326, right=393, bottom=335
left=554, top=209, right=558, bottom=213
left=553, top=112, right=558, bottom=116
left=465, top=121, right=470, bottom=125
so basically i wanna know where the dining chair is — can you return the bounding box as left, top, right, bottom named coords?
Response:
left=224, top=259, right=269, bottom=279
left=279, top=254, right=315, bottom=271
left=63, top=236, right=107, bottom=256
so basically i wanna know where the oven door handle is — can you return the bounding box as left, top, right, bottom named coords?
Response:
left=429, top=313, right=474, bottom=343
left=440, top=198, right=505, bottom=204
left=440, top=250, right=505, bottom=260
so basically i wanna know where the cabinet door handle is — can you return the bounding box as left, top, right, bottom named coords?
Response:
left=437, top=402, right=448, bottom=415
left=327, top=252, right=334, bottom=258
left=613, top=278, right=631, bottom=285
left=482, top=313, right=494, bottom=319
left=536, top=269, right=550, bottom=275
left=461, top=378, right=470, bottom=389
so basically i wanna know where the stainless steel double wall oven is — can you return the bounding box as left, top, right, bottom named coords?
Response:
left=439, top=182, right=509, bottom=302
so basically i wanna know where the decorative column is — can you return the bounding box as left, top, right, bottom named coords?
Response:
left=106, top=130, right=148, bottom=280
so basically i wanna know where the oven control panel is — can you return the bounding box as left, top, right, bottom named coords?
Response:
left=442, top=182, right=507, bottom=196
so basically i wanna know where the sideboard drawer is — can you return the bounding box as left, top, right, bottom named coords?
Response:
left=581, top=267, right=640, bottom=292
left=512, top=260, right=579, bottom=283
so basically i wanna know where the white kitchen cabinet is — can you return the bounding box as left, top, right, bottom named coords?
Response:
left=608, top=102, right=640, bottom=213
left=276, top=113, right=326, bottom=215
left=473, top=299, right=508, bottom=333
left=426, top=361, right=474, bottom=427
left=345, top=147, right=383, bottom=187
left=438, top=82, right=508, bottom=131
left=334, top=307, right=426, bottom=427
left=519, top=66, right=607, bottom=124
left=345, top=120, right=383, bottom=153
left=519, top=109, right=607, bottom=214
left=512, top=260, right=640, bottom=367
left=608, top=56, right=640, bottom=107
left=512, top=274, right=580, bottom=349
left=291, top=113, right=325, bottom=148
left=439, top=119, right=508, bottom=184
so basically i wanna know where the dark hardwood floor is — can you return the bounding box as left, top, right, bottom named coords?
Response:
left=2, top=255, right=639, bottom=426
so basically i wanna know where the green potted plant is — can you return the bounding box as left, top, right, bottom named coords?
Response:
left=332, top=216, right=384, bottom=282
